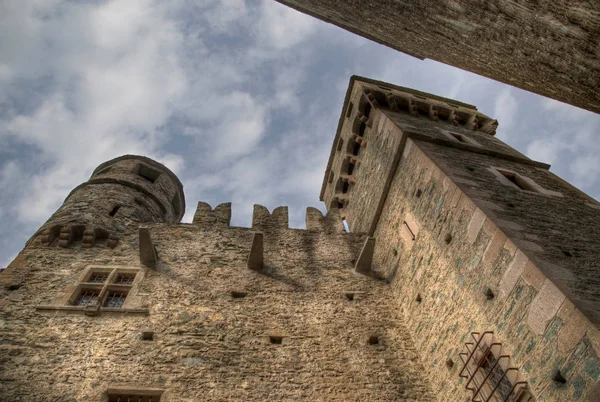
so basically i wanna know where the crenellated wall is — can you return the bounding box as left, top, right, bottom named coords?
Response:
left=0, top=200, right=435, bottom=401
left=192, top=202, right=232, bottom=230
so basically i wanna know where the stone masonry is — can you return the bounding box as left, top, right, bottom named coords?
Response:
left=0, top=156, right=434, bottom=401
left=322, top=76, right=600, bottom=401
left=2, top=75, right=600, bottom=401
left=275, top=0, right=600, bottom=114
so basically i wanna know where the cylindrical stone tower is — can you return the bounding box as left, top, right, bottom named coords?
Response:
left=30, top=155, right=185, bottom=249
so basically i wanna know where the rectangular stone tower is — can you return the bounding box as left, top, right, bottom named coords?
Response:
left=321, top=76, right=600, bottom=401
left=275, top=0, right=600, bottom=114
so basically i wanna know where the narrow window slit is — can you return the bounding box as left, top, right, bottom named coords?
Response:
left=358, top=122, right=366, bottom=136
left=346, top=102, right=354, bottom=118
left=231, top=291, right=248, bottom=299
left=109, top=205, right=120, bottom=217
left=416, top=294, right=422, bottom=303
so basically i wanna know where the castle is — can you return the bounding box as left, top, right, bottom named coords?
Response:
left=275, top=0, right=600, bottom=114
left=1, top=76, right=599, bottom=401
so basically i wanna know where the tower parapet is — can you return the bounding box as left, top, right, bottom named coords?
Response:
left=30, top=155, right=185, bottom=249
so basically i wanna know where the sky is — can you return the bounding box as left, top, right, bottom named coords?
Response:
left=1, top=0, right=599, bottom=268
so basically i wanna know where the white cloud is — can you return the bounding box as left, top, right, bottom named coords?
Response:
left=257, top=0, right=316, bottom=49
left=493, top=88, right=518, bottom=141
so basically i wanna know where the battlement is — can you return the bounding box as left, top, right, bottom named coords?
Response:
left=192, top=202, right=232, bottom=229
left=191, top=202, right=349, bottom=234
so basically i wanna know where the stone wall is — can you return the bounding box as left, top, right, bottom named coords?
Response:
left=275, top=0, right=600, bottom=114
left=322, top=77, right=600, bottom=400
left=0, top=202, right=435, bottom=401
left=371, top=139, right=600, bottom=401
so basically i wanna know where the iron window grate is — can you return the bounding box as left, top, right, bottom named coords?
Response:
left=75, top=290, right=100, bottom=306
left=115, top=273, right=136, bottom=285
left=458, top=331, right=533, bottom=402
left=104, top=291, right=128, bottom=308
left=88, top=273, right=109, bottom=283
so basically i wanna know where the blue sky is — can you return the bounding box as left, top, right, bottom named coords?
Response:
left=1, top=0, right=599, bottom=267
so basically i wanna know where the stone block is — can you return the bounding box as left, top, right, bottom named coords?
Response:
left=193, top=201, right=231, bottom=230
left=522, top=261, right=546, bottom=291
left=557, top=308, right=590, bottom=353
left=527, top=279, right=566, bottom=335
left=355, top=237, right=375, bottom=274
left=306, top=207, right=344, bottom=233
left=499, top=250, right=529, bottom=300
left=482, top=228, right=507, bottom=267
left=512, top=238, right=544, bottom=252
left=587, top=327, right=600, bottom=357
left=139, top=227, right=158, bottom=267
left=252, top=205, right=288, bottom=231
left=467, top=208, right=486, bottom=244
left=247, top=232, right=264, bottom=272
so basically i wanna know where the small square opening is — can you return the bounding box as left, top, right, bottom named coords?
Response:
left=138, top=164, right=161, bottom=183
left=269, top=335, right=283, bottom=345
left=345, top=292, right=355, bottom=301
left=368, top=335, right=379, bottom=345
left=109, top=205, right=120, bottom=217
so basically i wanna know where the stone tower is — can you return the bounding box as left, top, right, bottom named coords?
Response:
left=1, top=79, right=599, bottom=401
left=321, top=76, right=600, bottom=401
left=275, top=0, right=600, bottom=114
left=29, top=155, right=185, bottom=249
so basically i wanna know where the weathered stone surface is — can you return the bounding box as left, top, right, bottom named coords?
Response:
left=355, top=237, right=375, bottom=274
left=499, top=249, right=529, bottom=300
left=275, top=2, right=600, bottom=113
left=247, top=232, right=264, bottom=272
left=3, top=77, right=600, bottom=402
left=527, top=280, right=566, bottom=335
left=321, top=77, right=600, bottom=400
left=0, top=215, right=434, bottom=401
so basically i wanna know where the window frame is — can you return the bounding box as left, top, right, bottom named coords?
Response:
left=489, top=167, right=562, bottom=197
left=69, top=266, right=140, bottom=310
left=439, top=128, right=482, bottom=147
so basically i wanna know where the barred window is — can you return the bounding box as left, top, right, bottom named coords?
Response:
left=69, top=267, right=139, bottom=310
left=75, top=290, right=100, bottom=306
